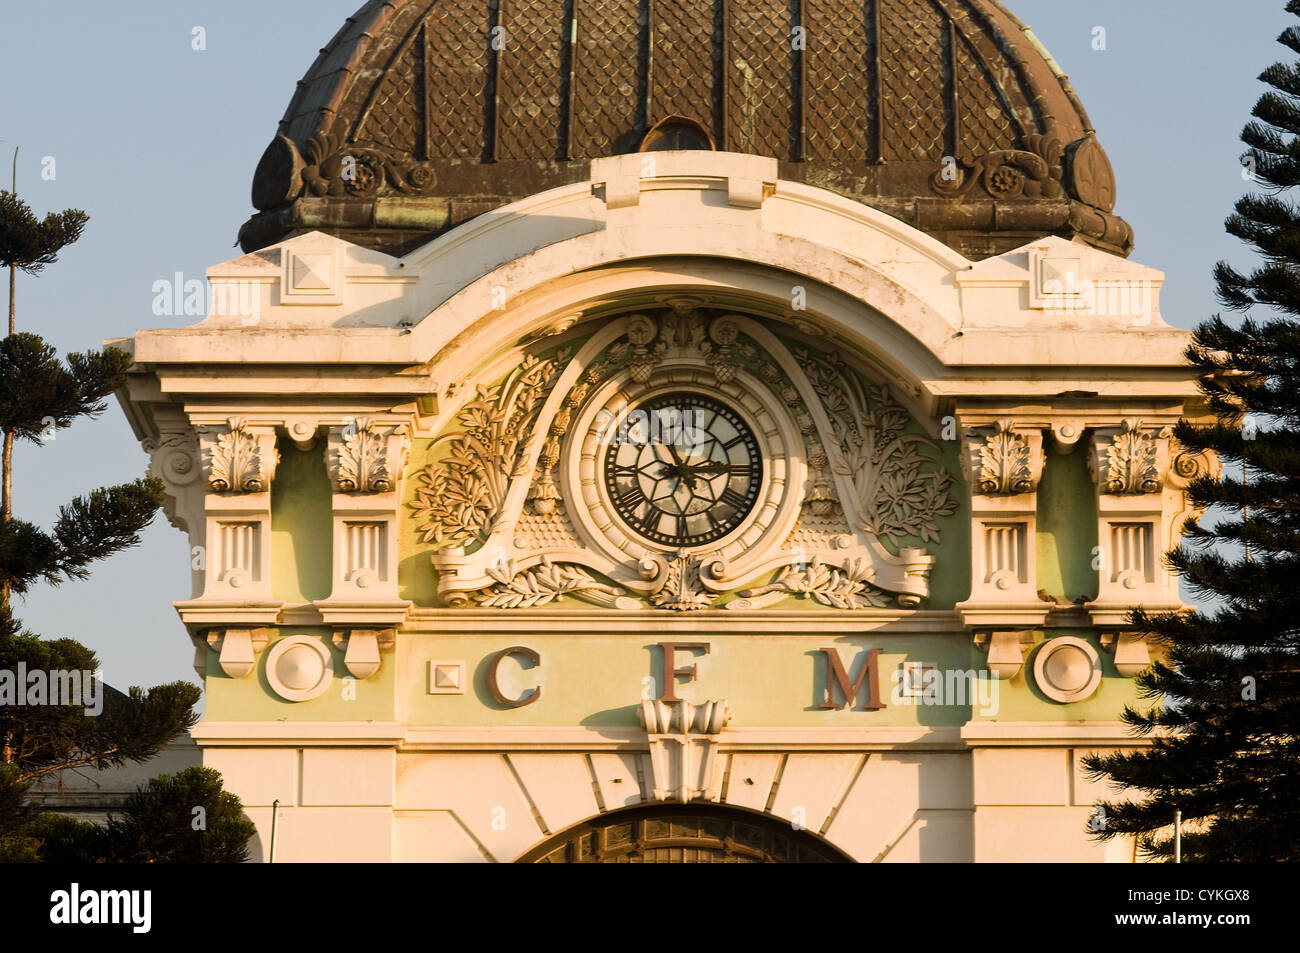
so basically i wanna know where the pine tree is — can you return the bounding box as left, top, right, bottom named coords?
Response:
left=104, top=766, right=257, bottom=863
left=32, top=766, right=255, bottom=863
left=0, top=175, right=203, bottom=857
left=1083, top=2, right=1300, bottom=862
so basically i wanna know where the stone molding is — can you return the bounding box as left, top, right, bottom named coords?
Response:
left=973, top=630, right=1036, bottom=680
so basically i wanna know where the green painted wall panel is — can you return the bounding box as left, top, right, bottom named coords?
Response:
left=1037, top=448, right=1099, bottom=603
left=271, top=438, right=332, bottom=603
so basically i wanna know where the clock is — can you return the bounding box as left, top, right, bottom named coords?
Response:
left=603, top=392, right=761, bottom=547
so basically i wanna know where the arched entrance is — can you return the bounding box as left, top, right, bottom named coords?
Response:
left=517, top=804, right=854, bottom=863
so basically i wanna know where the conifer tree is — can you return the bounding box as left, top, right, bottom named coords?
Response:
left=1084, top=2, right=1300, bottom=861
left=105, top=766, right=257, bottom=863
left=0, top=175, right=203, bottom=858
left=34, top=766, right=256, bottom=863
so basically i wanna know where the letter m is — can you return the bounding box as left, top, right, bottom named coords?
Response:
left=818, top=647, right=885, bottom=710
left=52, top=670, right=81, bottom=707
left=101, top=890, right=130, bottom=923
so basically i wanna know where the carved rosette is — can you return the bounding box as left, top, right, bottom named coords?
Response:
left=966, top=420, right=1043, bottom=495
left=200, top=418, right=278, bottom=493
left=930, top=132, right=1065, bottom=202
left=1092, top=419, right=1162, bottom=494
left=145, top=430, right=201, bottom=487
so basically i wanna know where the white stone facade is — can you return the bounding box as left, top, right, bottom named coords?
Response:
left=117, top=152, right=1207, bottom=862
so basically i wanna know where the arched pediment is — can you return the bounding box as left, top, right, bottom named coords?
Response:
left=411, top=299, right=959, bottom=613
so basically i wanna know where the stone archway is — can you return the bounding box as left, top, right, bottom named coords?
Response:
left=516, top=804, right=854, bottom=863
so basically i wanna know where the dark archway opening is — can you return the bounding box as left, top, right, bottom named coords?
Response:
left=517, top=803, right=854, bottom=863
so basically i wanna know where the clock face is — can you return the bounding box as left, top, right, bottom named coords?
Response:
left=603, top=393, right=762, bottom=547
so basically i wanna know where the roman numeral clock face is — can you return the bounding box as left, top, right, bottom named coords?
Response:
left=603, top=393, right=762, bottom=547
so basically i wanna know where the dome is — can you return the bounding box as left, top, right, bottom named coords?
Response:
left=241, top=0, right=1131, bottom=259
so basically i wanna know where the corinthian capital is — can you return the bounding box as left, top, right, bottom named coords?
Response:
left=965, top=420, right=1044, bottom=495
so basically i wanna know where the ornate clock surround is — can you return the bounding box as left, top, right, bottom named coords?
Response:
left=568, top=364, right=796, bottom=567
left=416, top=298, right=953, bottom=611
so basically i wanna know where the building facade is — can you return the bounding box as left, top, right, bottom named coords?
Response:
left=116, top=0, right=1210, bottom=862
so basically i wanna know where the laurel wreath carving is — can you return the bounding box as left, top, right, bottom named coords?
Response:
left=740, top=557, right=889, bottom=609
left=473, top=556, right=628, bottom=609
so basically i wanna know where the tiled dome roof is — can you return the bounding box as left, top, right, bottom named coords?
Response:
left=241, top=0, right=1131, bottom=259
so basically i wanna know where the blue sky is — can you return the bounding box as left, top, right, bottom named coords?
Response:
left=0, top=0, right=1291, bottom=695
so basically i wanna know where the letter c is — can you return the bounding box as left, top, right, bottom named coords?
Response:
left=486, top=646, right=541, bottom=708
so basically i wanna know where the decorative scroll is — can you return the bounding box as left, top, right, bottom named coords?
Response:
left=930, top=132, right=1065, bottom=201
left=299, top=133, right=439, bottom=201
left=735, top=558, right=888, bottom=610
left=472, top=556, right=633, bottom=609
